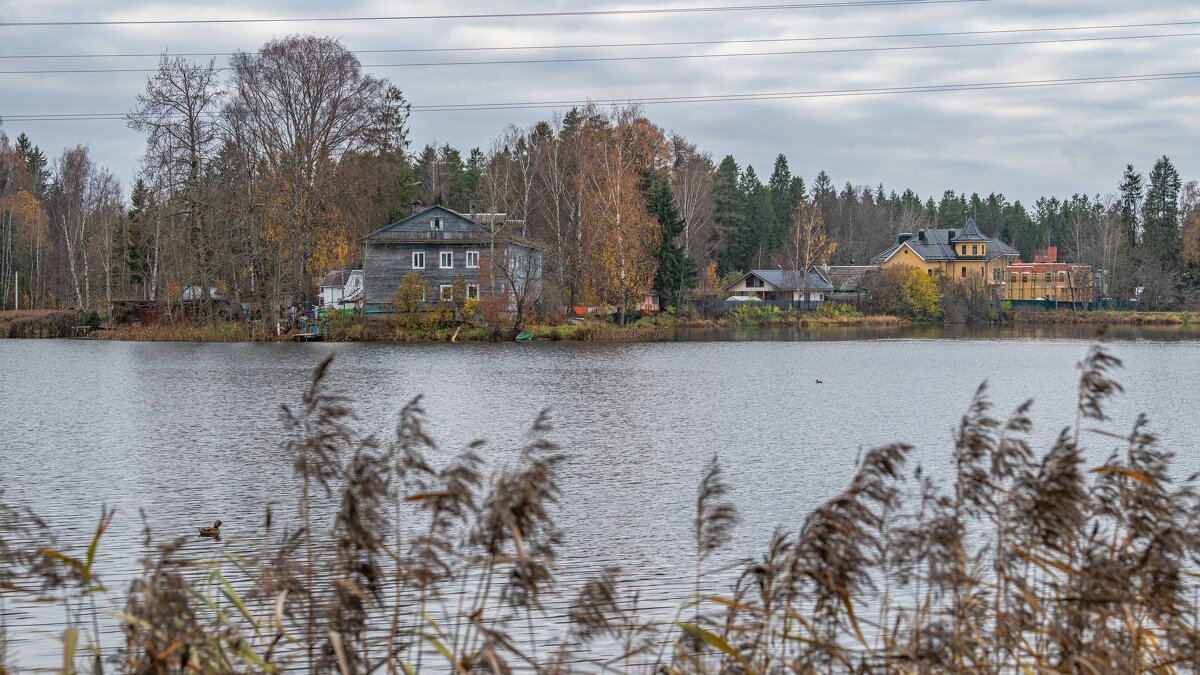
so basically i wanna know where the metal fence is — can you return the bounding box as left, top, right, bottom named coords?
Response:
left=696, top=299, right=825, bottom=315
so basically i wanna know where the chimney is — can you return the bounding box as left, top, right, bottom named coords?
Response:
left=917, top=229, right=926, bottom=242
left=1047, top=245, right=1057, bottom=263
left=469, top=202, right=477, bottom=220
left=410, top=200, right=423, bottom=215
left=948, top=229, right=956, bottom=240
left=898, top=233, right=913, bottom=245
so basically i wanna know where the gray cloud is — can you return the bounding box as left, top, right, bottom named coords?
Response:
left=2, top=0, right=1198, bottom=203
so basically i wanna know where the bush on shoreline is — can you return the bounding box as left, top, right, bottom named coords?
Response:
left=0, top=309, right=82, bottom=338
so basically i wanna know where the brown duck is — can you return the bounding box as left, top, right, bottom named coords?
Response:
left=198, top=520, right=222, bottom=537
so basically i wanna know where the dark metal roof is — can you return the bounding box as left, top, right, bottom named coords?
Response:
left=950, top=218, right=990, bottom=243
left=870, top=226, right=1018, bottom=263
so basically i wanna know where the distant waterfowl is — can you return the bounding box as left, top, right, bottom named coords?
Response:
left=816, top=379, right=823, bottom=384
left=198, top=520, right=222, bottom=537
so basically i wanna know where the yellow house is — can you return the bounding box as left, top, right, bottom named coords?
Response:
left=868, top=218, right=1020, bottom=285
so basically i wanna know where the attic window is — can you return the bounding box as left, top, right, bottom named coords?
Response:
left=431, top=217, right=444, bottom=231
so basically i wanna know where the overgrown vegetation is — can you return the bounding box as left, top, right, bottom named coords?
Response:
left=5, top=342, right=1198, bottom=672
left=0, top=309, right=81, bottom=338
left=97, top=321, right=274, bottom=342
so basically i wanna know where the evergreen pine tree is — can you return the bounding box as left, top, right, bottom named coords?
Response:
left=127, top=179, right=150, bottom=291
left=767, top=155, right=796, bottom=249
left=1118, top=164, right=1144, bottom=246
left=1143, top=155, right=1183, bottom=268
left=14, top=133, right=47, bottom=196
left=811, top=171, right=835, bottom=213
left=463, top=148, right=484, bottom=209
left=937, top=190, right=966, bottom=228
left=712, top=155, right=745, bottom=274
left=643, top=175, right=697, bottom=311
left=741, top=166, right=774, bottom=268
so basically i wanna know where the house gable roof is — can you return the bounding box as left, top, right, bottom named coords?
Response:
left=824, top=265, right=878, bottom=292
left=362, top=205, right=477, bottom=241
left=724, top=269, right=834, bottom=293
left=319, top=270, right=351, bottom=288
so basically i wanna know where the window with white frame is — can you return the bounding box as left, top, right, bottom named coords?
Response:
left=466, top=284, right=480, bottom=299
left=439, top=284, right=454, bottom=302
left=412, top=251, right=425, bottom=269
left=431, top=217, right=444, bottom=231
left=439, top=251, right=453, bottom=269
left=466, top=250, right=480, bottom=268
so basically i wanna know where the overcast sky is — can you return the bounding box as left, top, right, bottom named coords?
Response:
left=2, top=0, right=1199, bottom=205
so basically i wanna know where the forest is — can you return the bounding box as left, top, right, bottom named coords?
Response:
left=3, top=34, right=1200, bottom=321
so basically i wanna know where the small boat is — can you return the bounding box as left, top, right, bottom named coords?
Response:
left=198, top=520, right=222, bottom=537
left=514, top=330, right=534, bottom=342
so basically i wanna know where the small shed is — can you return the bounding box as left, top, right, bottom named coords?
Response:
left=318, top=269, right=364, bottom=308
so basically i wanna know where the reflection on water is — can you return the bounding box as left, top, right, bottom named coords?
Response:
left=2, top=328, right=1200, bottom=667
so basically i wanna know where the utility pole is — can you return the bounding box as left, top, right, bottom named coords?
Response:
left=13, top=271, right=17, bottom=310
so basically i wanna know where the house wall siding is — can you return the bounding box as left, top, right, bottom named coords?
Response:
left=361, top=206, right=542, bottom=311
left=364, top=242, right=492, bottom=309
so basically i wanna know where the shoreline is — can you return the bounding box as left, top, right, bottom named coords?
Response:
left=5, top=309, right=1200, bottom=343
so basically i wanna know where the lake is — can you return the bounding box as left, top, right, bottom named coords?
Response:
left=2, top=327, right=1200, bottom=667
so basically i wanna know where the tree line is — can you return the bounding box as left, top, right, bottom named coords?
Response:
left=3, top=34, right=1200, bottom=319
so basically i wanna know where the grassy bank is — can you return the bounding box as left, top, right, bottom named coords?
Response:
left=1013, top=309, right=1200, bottom=325
left=16, top=308, right=1200, bottom=344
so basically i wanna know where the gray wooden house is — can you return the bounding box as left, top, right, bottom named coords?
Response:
left=361, top=205, right=542, bottom=311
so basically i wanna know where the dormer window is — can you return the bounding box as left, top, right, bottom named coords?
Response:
left=431, top=217, right=444, bottom=231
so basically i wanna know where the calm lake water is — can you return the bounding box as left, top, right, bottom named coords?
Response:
left=3, top=326, right=1200, bottom=667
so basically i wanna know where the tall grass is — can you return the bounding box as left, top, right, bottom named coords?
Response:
left=98, top=322, right=275, bottom=342
left=3, top=340, right=1200, bottom=673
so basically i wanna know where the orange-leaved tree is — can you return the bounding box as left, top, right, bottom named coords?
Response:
left=577, top=106, right=663, bottom=325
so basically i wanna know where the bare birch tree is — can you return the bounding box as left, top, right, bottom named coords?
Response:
left=128, top=55, right=224, bottom=317
left=781, top=202, right=837, bottom=304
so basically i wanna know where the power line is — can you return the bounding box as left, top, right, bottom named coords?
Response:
left=4, top=18, right=1194, bottom=60
left=1, top=29, right=1196, bottom=75
left=0, top=0, right=985, bottom=27
left=5, top=70, right=1198, bottom=120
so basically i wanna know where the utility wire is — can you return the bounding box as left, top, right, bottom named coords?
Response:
left=0, top=0, right=985, bottom=27
left=0, top=29, right=1195, bottom=74
left=5, top=70, right=1198, bottom=121
left=3, top=18, right=1193, bottom=60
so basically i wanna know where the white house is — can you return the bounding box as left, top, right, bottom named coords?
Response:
left=723, top=269, right=834, bottom=304
left=318, top=269, right=364, bottom=308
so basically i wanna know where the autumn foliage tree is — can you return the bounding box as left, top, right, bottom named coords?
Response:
left=577, top=106, right=665, bottom=324
left=902, top=267, right=944, bottom=320
left=226, top=35, right=403, bottom=316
